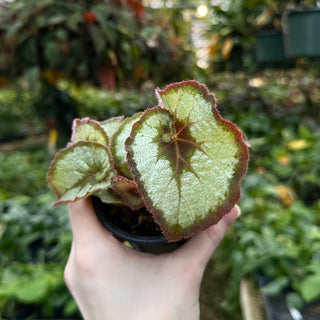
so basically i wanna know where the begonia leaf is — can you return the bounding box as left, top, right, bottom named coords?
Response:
left=71, top=117, right=108, bottom=145
left=47, top=141, right=115, bottom=205
left=100, top=116, right=125, bottom=141
left=112, top=175, right=144, bottom=210
left=94, top=189, right=125, bottom=205
left=111, top=112, right=142, bottom=178
left=126, top=81, right=249, bottom=241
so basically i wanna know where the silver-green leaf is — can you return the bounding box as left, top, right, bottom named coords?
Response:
left=111, top=112, right=142, bottom=178
left=71, top=117, right=109, bottom=145
left=100, top=116, right=125, bottom=141
left=126, top=81, right=249, bottom=241
left=47, top=141, right=115, bottom=205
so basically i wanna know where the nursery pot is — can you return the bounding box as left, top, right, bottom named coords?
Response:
left=255, top=30, right=287, bottom=63
left=283, top=7, right=320, bottom=58
left=257, top=275, right=320, bottom=320
left=92, top=196, right=185, bottom=254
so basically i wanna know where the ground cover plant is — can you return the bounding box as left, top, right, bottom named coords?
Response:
left=47, top=80, right=249, bottom=241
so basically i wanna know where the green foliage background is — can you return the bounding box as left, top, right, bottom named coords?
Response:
left=0, top=0, right=195, bottom=88
left=1, top=0, right=320, bottom=319
left=1, top=69, right=320, bottom=319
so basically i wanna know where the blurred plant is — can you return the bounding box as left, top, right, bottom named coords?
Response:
left=0, top=87, right=43, bottom=140
left=0, top=143, right=79, bottom=318
left=33, top=81, right=80, bottom=152
left=210, top=70, right=320, bottom=130
left=204, top=0, right=266, bottom=71
left=0, top=0, right=195, bottom=89
left=206, top=70, right=320, bottom=317
left=0, top=192, right=70, bottom=266
left=0, top=193, right=77, bottom=319
left=218, top=172, right=320, bottom=314
left=0, top=84, right=153, bottom=143
left=203, top=0, right=320, bottom=71
left=67, top=84, right=154, bottom=119
left=0, top=0, right=196, bottom=151
left=0, top=148, right=51, bottom=198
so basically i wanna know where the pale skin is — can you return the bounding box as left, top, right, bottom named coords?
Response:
left=64, top=197, right=240, bottom=320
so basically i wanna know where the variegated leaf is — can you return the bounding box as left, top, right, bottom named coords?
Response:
left=111, top=112, right=142, bottom=178
left=112, top=175, right=144, bottom=210
left=71, top=117, right=108, bottom=145
left=100, top=116, right=125, bottom=140
left=126, top=81, right=249, bottom=241
left=47, top=141, right=115, bottom=205
left=94, top=189, right=125, bottom=206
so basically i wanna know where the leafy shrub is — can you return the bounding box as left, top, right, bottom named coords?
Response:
left=0, top=0, right=195, bottom=88
left=0, top=88, right=43, bottom=139
left=0, top=148, right=51, bottom=198
left=68, top=85, right=155, bottom=119
left=0, top=193, right=78, bottom=319
left=216, top=172, right=320, bottom=314
left=0, top=146, right=77, bottom=318
left=208, top=71, right=320, bottom=316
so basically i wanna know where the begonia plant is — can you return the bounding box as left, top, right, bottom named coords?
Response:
left=47, top=80, right=249, bottom=241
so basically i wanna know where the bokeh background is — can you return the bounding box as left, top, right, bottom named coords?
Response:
left=1, top=1, right=320, bottom=319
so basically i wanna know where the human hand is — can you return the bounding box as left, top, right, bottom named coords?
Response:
left=64, top=197, right=240, bottom=320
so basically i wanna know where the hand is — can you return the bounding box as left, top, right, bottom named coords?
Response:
left=64, top=197, right=240, bottom=320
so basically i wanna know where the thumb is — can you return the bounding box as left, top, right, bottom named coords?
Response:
left=68, top=197, right=117, bottom=247
left=173, top=205, right=241, bottom=268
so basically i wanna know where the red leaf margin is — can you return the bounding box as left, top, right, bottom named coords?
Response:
left=70, top=117, right=109, bottom=146
left=126, top=80, right=250, bottom=241
left=47, top=141, right=115, bottom=207
left=112, top=175, right=144, bottom=211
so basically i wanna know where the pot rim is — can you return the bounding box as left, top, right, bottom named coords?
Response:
left=92, top=196, right=180, bottom=245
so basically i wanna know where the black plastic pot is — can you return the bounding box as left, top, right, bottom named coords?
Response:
left=255, top=30, right=295, bottom=69
left=92, top=196, right=185, bottom=254
left=257, top=275, right=320, bottom=320
left=283, top=7, right=320, bottom=58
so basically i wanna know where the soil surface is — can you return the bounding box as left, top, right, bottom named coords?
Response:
left=108, top=205, right=163, bottom=236
left=94, top=199, right=163, bottom=237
